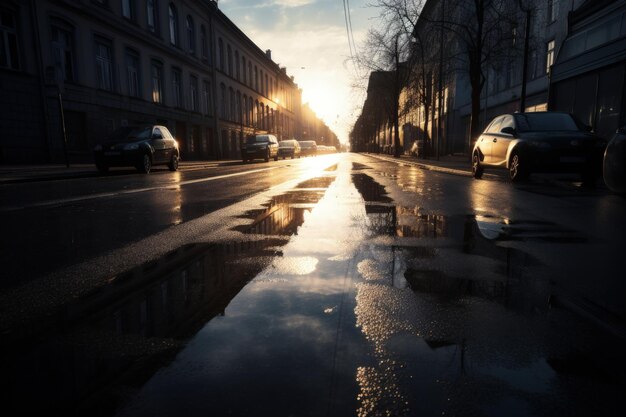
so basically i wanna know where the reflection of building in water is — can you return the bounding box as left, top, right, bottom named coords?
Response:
left=243, top=195, right=309, bottom=236
left=235, top=179, right=331, bottom=236
left=395, top=207, right=446, bottom=238
left=1, top=238, right=282, bottom=415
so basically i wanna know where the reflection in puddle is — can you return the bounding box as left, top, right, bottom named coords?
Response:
left=1, top=238, right=285, bottom=415
left=350, top=171, right=624, bottom=417
left=232, top=176, right=336, bottom=236
left=474, top=214, right=587, bottom=243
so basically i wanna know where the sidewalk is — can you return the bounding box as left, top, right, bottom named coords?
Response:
left=0, top=160, right=241, bottom=184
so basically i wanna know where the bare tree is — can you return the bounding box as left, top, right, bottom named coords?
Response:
left=354, top=1, right=421, bottom=157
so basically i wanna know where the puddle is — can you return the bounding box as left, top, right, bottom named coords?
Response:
left=0, top=238, right=286, bottom=415
left=351, top=173, right=393, bottom=203
left=231, top=176, right=336, bottom=235
left=474, top=214, right=587, bottom=243
left=351, top=162, right=372, bottom=170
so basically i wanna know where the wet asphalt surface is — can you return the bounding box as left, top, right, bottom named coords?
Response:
left=1, top=154, right=625, bottom=416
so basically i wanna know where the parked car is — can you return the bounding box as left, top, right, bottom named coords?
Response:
left=603, top=126, right=626, bottom=193
left=241, top=134, right=279, bottom=162
left=278, top=139, right=301, bottom=159
left=298, top=140, right=318, bottom=156
left=472, top=112, right=607, bottom=183
left=94, top=125, right=179, bottom=174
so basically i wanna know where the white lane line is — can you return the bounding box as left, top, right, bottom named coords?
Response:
left=1, top=166, right=282, bottom=213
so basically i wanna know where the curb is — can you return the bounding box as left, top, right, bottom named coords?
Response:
left=363, top=153, right=506, bottom=182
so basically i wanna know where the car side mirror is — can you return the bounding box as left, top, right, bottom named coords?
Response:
left=583, top=124, right=592, bottom=132
left=501, top=126, right=516, bottom=136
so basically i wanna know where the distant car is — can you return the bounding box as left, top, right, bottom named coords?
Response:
left=242, top=134, right=279, bottom=162
left=603, top=126, right=626, bottom=193
left=298, top=140, right=317, bottom=156
left=472, top=112, right=607, bottom=183
left=278, top=139, right=301, bottom=159
left=94, top=125, right=179, bottom=174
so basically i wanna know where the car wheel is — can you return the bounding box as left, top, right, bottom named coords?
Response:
left=274, top=154, right=278, bottom=161
left=96, top=163, right=109, bottom=174
left=137, top=154, right=152, bottom=174
left=168, top=154, right=179, bottom=171
left=508, top=152, right=528, bottom=182
left=264, top=150, right=270, bottom=162
left=472, top=152, right=483, bottom=179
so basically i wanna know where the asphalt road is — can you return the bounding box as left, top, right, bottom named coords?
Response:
left=1, top=153, right=625, bottom=416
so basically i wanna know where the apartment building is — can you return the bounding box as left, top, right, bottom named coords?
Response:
left=0, top=0, right=317, bottom=163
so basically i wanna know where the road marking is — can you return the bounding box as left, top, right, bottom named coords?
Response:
left=1, top=166, right=282, bottom=213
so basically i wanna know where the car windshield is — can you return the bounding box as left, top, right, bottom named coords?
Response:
left=514, top=113, right=580, bottom=132
left=109, top=126, right=152, bottom=141
left=246, top=136, right=268, bottom=144
left=279, top=141, right=294, bottom=148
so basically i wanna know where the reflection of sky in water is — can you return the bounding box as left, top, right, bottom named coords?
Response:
left=115, top=160, right=371, bottom=417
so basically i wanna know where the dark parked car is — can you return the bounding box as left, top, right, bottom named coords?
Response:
left=94, top=125, right=179, bottom=174
left=472, top=112, right=607, bottom=183
left=241, top=134, right=279, bottom=162
left=298, top=140, right=317, bottom=157
left=278, top=139, right=301, bottom=159
left=603, top=126, right=626, bottom=193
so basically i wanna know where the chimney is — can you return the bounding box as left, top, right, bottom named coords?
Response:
left=265, top=49, right=272, bottom=60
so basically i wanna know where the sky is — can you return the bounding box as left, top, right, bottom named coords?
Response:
left=218, top=0, right=378, bottom=144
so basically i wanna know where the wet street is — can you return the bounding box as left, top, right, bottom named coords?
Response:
left=1, top=153, right=625, bottom=416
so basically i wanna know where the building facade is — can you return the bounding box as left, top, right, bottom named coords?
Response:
left=0, top=0, right=332, bottom=164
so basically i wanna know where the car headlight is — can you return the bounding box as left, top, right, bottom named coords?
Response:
left=124, top=143, right=139, bottom=150
left=94, top=144, right=102, bottom=151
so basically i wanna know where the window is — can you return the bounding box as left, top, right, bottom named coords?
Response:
left=227, top=44, right=232, bottom=76
left=248, top=97, right=254, bottom=126
left=95, top=37, right=113, bottom=91
left=168, top=3, right=178, bottom=46
left=172, top=67, right=182, bottom=107
left=125, top=48, right=140, bottom=97
left=190, top=75, right=198, bottom=111
left=254, top=66, right=258, bottom=90
left=220, top=83, right=226, bottom=118
left=203, top=80, right=212, bottom=115
left=186, top=15, right=194, bottom=54
left=243, top=94, right=248, bottom=124
left=235, top=51, right=240, bottom=80
left=265, top=74, right=268, bottom=97
left=122, top=0, right=134, bottom=20
left=547, top=0, right=557, bottom=23
left=546, top=39, right=555, bottom=75
left=201, top=25, right=207, bottom=59
left=51, top=23, right=74, bottom=81
left=0, top=8, right=19, bottom=70
left=236, top=91, right=241, bottom=122
left=259, top=69, right=263, bottom=93
left=151, top=60, right=163, bottom=103
left=147, top=0, right=158, bottom=33
left=248, top=62, right=252, bottom=86
left=242, top=56, right=246, bottom=84
left=229, top=87, right=234, bottom=120
left=218, top=38, right=224, bottom=71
